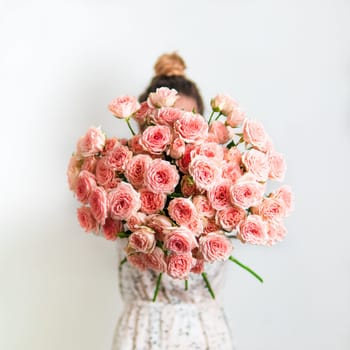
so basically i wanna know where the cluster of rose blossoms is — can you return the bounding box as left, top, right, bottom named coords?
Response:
left=67, top=87, right=293, bottom=299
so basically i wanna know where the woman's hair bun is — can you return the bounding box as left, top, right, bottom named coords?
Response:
left=154, top=52, right=186, bottom=77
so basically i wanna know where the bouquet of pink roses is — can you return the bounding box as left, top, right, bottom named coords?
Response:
left=67, top=87, right=294, bottom=301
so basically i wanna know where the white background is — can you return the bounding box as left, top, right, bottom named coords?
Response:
left=1, top=0, right=349, bottom=349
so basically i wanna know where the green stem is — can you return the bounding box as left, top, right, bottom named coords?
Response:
left=226, top=140, right=236, bottom=149
left=208, top=110, right=215, bottom=124
left=201, top=272, right=215, bottom=299
left=152, top=273, right=163, bottom=302
left=185, top=279, right=188, bottom=291
left=125, top=117, right=136, bottom=136
left=119, top=257, right=127, bottom=267
left=215, top=112, right=223, bottom=121
left=229, top=256, right=264, bottom=283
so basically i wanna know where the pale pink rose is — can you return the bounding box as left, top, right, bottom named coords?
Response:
left=202, top=218, right=221, bottom=235
left=270, top=185, right=294, bottom=215
left=189, top=156, right=221, bottom=191
left=105, top=144, right=132, bottom=172
left=180, top=175, right=197, bottom=197
left=199, top=232, right=233, bottom=262
left=67, top=154, right=81, bottom=191
left=144, top=247, right=167, bottom=273
left=146, top=214, right=173, bottom=241
left=163, top=226, right=198, bottom=254
left=169, top=137, right=185, bottom=159
left=230, top=174, right=265, bottom=209
left=89, top=186, right=108, bottom=224
left=77, top=206, right=99, bottom=233
left=268, top=151, right=286, bottom=181
left=266, top=219, right=287, bottom=246
left=210, top=94, right=237, bottom=116
left=216, top=206, right=246, bottom=232
left=176, top=144, right=196, bottom=174
left=168, top=197, right=198, bottom=226
left=167, top=253, right=193, bottom=280
left=186, top=217, right=204, bottom=236
left=108, top=182, right=141, bottom=220
left=76, top=126, right=106, bottom=157
left=81, top=156, right=97, bottom=173
left=224, top=147, right=242, bottom=163
left=147, top=87, right=178, bottom=108
left=108, top=95, right=140, bottom=119
left=192, top=195, right=215, bottom=218
left=146, top=159, right=180, bottom=194
left=140, top=189, right=166, bottom=214
left=190, top=258, right=205, bottom=274
left=226, top=108, right=245, bottom=127
left=242, top=149, right=270, bottom=182
left=102, top=217, right=122, bottom=240
left=128, top=134, right=147, bottom=154
left=140, top=125, right=172, bottom=154
left=128, top=227, right=156, bottom=253
left=95, top=158, right=118, bottom=189
left=126, top=212, right=147, bottom=231
left=75, top=170, right=96, bottom=204
left=125, top=154, right=152, bottom=189
left=238, top=215, right=268, bottom=245
left=208, top=121, right=230, bottom=144
left=152, top=107, right=184, bottom=126
left=242, top=119, right=269, bottom=152
left=222, top=161, right=243, bottom=183
left=257, top=197, right=286, bottom=221
left=193, top=141, right=224, bottom=161
left=103, top=137, right=120, bottom=155
left=208, top=180, right=232, bottom=210
left=127, top=253, right=148, bottom=271
left=174, top=112, right=208, bottom=143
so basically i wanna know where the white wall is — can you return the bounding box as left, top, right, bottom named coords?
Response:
left=1, top=0, right=349, bottom=349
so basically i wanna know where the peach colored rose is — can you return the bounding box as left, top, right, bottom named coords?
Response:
left=168, top=198, right=198, bottom=226
left=128, top=134, right=147, bottom=154
left=192, top=195, right=215, bottom=218
left=176, top=144, right=196, bottom=174
left=190, top=258, right=205, bottom=274
left=102, top=217, right=122, bottom=240
left=126, top=212, right=147, bottom=231
left=224, top=147, right=242, bottom=163
left=186, top=217, right=204, bottom=236
left=270, top=185, right=294, bottom=215
left=208, top=180, right=232, bottom=210
left=202, top=218, right=221, bottom=235
left=169, top=137, right=185, bottom=159
left=146, top=214, right=173, bottom=241
left=128, top=227, right=156, bottom=253
left=89, top=186, right=108, bottom=224
left=180, top=175, right=197, bottom=197
left=77, top=206, right=99, bottom=233
left=226, top=108, right=245, bottom=127
left=266, top=219, right=287, bottom=246
left=125, top=154, right=152, bottom=189
left=146, top=159, right=180, bottom=194
left=140, top=125, right=172, bottom=154
left=147, top=87, right=178, bottom=108
left=108, top=182, right=141, bottom=220
left=216, top=206, right=246, bottom=232
left=242, top=149, right=270, bottom=182
left=144, top=247, right=167, bottom=273
left=108, top=95, right=140, bottom=119
left=257, top=197, right=286, bottom=221
left=268, top=151, right=286, bottom=181
left=238, top=215, right=268, bottom=245
left=95, top=158, right=118, bottom=189
left=152, top=107, right=184, bottom=126
left=199, top=232, right=233, bottom=262
left=75, top=170, right=96, bottom=204
left=67, top=154, right=81, bottom=191
left=81, top=156, right=97, bottom=173
left=210, top=94, right=237, bottom=116
left=242, top=119, right=269, bottom=152
left=103, top=137, right=120, bottom=154
left=163, top=226, right=198, bottom=254
left=174, top=112, right=208, bottom=143
left=208, top=121, right=230, bottom=144
left=140, top=189, right=166, bottom=214
left=193, top=141, right=224, bottom=161
left=127, top=253, right=147, bottom=271
left=189, top=156, right=221, bottom=191
left=76, top=126, right=106, bottom=157
left=167, top=253, right=192, bottom=280
left=105, top=144, right=132, bottom=172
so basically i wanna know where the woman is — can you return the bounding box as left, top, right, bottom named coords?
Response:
left=110, top=52, right=236, bottom=350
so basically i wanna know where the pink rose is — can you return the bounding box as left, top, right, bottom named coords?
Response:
left=208, top=180, right=232, bottom=210
left=189, top=156, right=221, bottom=191
left=224, top=147, right=242, bottom=163
left=108, top=95, right=140, bottom=119
left=202, top=218, right=221, bottom=235
left=140, top=189, right=166, bottom=214
left=169, top=137, right=185, bottom=159
left=152, top=107, right=184, bottom=126
left=222, top=161, right=243, bottom=183
left=192, top=195, right=215, bottom=218
left=67, top=155, right=81, bottom=191
left=103, top=137, right=120, bottom=155
left=76, top=126, right=105, bottom=157
left=199, top=232, right=232, bottom=262
left=268, top=151, right=286, bottom=181
left=186, top=217, right=204, bottom=236
left=270, top=185, right=294, bottom=215
left=95, top=158, right=118, bottom=189
left=176, top=144, right=196, bottom=174
left=133, top=101, right=152, bottom=127
left=163, top=226, right=198, bottom=254
left=226, top=108, right=245, bottom=127
left=102, top=217, right=122, bottom=240
left=89, top=186, right=108, bottom=224
left=77, top=206, right=99, bottom=233
left=168, top=197, right=198, bottom=226
left=127, top=253, right=147, bottom=271
left=193, top=142, right=224, bottom=161
left=238, top=215, right=268, bottom=245
left=191, top=258, right=205, bottom=274
left=174, top=112, right=208, bottom=143
left=167, top=253, right=193, bottom=280
left=125, top=154, right=152, bottom=189
left=266, top=219, right=287, bottom=246
left=105, top=144, right=132, bottom=172
left=128, top=227, right=156, bottom=253
left=108, top=182, right=141, bottom=220
left=146, top=159, right=180, bottom=194
left=147, top=87, right=178, bottom=108
left=208, top=121, right=230, bottom=144
left=242, top=119, right=269, bottom=152
left=210, top=94, right=237, bottom=116
left=180, top=175, right=197, bottom=197
left=146, top=214, right=173, bottom=241
left=140, top=125, right=172, bottom=154
left=128, top=134, right=147, bottom=154
left=81, top=156, right=97, bottom=173
left=242, top=149, right=270, bottom=182
left=257, top=197, right=286, bottom=221
left=126, top=212, right=147, bottom=231
left=216, top=206, right=246, bottom=232
left=75, top=170, right=96, bottom=204
left=144, top=247, right=167, bottom=273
